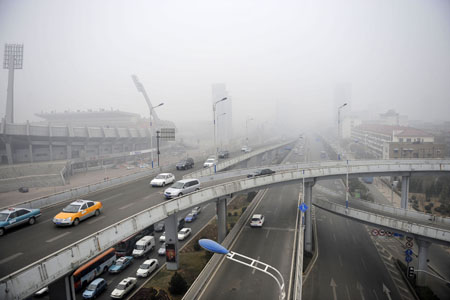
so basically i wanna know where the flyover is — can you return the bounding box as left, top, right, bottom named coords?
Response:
left=1, top=159, right=449, bottom=300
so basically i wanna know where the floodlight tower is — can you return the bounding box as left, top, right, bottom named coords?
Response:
left=3, top=44, right=24, bottom=123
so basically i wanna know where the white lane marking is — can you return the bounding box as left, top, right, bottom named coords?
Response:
left=361, top=258, right=368, bottom=271
left=338, top=255, right=343, bottom=267
left=346, top=284, right=351, bottom=300
left=119, top=203, right=135, bottom=210
left=333, top=233, right=337, bottom=242
left=46, top=232, right=71, bottom=243
left=252, top=256, right=260, bottom=275
left=102, top=193, right=124, bottom=202
left=0, top=252, right=23, bottom=265
left=87, top=215, right=106, bottom=224
left=265, top=228, right=270, bottom=239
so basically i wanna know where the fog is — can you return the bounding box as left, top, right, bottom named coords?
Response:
left=1, top=0, right=449, bottom=133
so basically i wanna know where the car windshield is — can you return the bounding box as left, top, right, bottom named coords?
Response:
left=0, top=213, right=8, bottom=221
left=140, top=263, right=150, bottom=269
left=206, top=159, right=214, bottom=163
left=116, top=259, right=125, bottom=266
left=155, top=175, right=165, bottom=179
left=62, top=204, right=81, bottom=213
left=180, top=229, right=188, bottom=234
left=116, top=283, right=126, bottom=290
left=177, top=160, right=187, bottom=165
left=171, top=182, right=184, bottom=189
left=187, top=213, right=193, bottom=218
left=135, top=245, right=144, bottom=250
left=252, top=218, right=260, bottom=222
left=87, top=283, right=98, bottom=291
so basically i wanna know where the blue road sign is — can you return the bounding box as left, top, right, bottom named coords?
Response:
left=405, top=249, right=413, bottom=256
left=299, top=203, right=308, bottom=212
left=405, top=255, right=413, bottom=263
left=393, top=232, right=403, bottom=237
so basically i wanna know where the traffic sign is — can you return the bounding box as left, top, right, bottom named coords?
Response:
left=405, top=255, right=413, bottom=263
left=406, top=241, right=414, bottom=248
left=379, top=229, right=386, bottom=236
left=405, top=249, right=413, bottom=256
left=406, top=236, right=413, bottom=242
left=393, top=232, right=403, bottom=237
left=371, top=229, right=379, bottom=236
left=299, top=203, right=308, bottom=212
left=386, top=231, right=393, bottom=237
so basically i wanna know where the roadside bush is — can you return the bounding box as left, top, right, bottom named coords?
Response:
left=193, top=241, right=201, bottom=251
left=227, top=212, right=232, bottom=217
left=168, top=272, right=188, bottom=295
left=233, top=211, right=238, bottom=216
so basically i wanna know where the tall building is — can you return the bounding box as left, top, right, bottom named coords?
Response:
left=212, top=83, right=232, bottom=149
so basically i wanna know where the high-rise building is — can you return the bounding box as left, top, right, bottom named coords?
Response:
left=212, top=83, right=232, bottom=149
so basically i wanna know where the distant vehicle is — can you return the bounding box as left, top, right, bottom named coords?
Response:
left=241, top=146, right=252, bottom=153
left=0, top=207, right=41, bottom=236
left=154, top=222, right=165, bottom=232
left=164, top=179, right=201, bottom=199
left=115, top=224, right=154, bottom=256
left=109, top=256, right=133, bottom=274
left=178, top=228, right=192, bottom=241
left=82, top=278, right=107, bottom=299
left=247, top=168, right=275, bottom=178
left=18, top=187, right=29, bottom=193
left=53, top=199, right=102, bottom=226
left=250, top=214, right=265, bottom=227
left=203, top=158, right=216, bottom=168
left=284, top=146, right=292, bottom=150
left=150, top=173, right=175, bottom=187
left=73, top=248, right=116, bottom=291
left=192, top=206, right=202, bottom=215
left=110, top=277, right=136, bottom=299
left=176, top=158, right=194, bottom=170
left=132, top=236, right=155, bottom=257
left=362, top=177, right=373, bottom=184
left=158, top=243, right=166, bottom=255
left=185, top=212, right=197, bottom=222
left=136, top=259, right=159, bottom=278
left=320, top=151, right=327, bottom=159
left=218, top=150, right=230, bottom=158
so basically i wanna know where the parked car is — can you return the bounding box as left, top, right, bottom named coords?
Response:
left=154, top=222, right=165, bottom=232
left=110, top=277, right=136, bottom=299
left=150, top=173, right=175, bottom=187
left=247, top=168, right=276, bottom=178
left=108, top=256, right=133, bottom=273
left=176, top=158, right=194, bottom=170
left=184, top=212, right=197, bottom=222
left=203, top=158, right=216, bottom=168
left=0, top=207, right=41, bottom=236
left=53, top=199, right=102, bottom=226
left=158, top=243, right=166, bottom=255
left=191, top=206, right=202, bottom=215
left=164, top=179, right=201, bottom=199
left=178, top=228, right=192, bottom=241
left=218, top=150, right=230, bottom=158
left=250, top=214, right=265, bottom=227
left=136, top=259, right=159, bottom=278
left=18, top=187, right=29, bottom=193
left=82, top=278, right=107, bottom=299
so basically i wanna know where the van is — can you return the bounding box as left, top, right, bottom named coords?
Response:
left=132, top=236, right=155, bottom=257
left=164, top=179, right=201, bottom=199
left=116, top=224, right=154, bottom=257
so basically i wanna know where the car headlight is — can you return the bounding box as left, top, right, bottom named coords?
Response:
left=64, top=217, right=72, bottom=221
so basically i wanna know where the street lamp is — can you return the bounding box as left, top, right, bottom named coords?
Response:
left=199, top=239, right=285, bottom=300
left=150, top=102, right=164, bottom=168
left=245, top=117, right=254, bottom=147
left=337, top=103, right=347, bottom=160
left=217, top=112, right=227, bottom=151
left=213, top=97, right=227, bottom=156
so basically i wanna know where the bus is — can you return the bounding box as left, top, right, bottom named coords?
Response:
left=115, top=224, right=154, bottom=257
left=72, top=248, right=116, bottom=291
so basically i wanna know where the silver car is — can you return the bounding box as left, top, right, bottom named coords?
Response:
left=164, top=179, right=201, bottom=199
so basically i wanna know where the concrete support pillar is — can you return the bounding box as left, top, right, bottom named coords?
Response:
left=5, top=142, right=13, bottom=165
left=165, top=214, right=179, bottom=270
left=304, top=182, right=313, bottom=253
left=401, top=175, right=410, bottom=209
left=49, top=144, right=53, bottom=161
left=416, top=239, right=431, bottom=286
left=48, top=275, right=75, bottom=300
left=28, top=143, right=33, bottom=163
left=216, top=197, right=228, bottom=243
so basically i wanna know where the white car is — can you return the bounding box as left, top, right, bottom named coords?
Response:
left=110, top=277, right=136, bottom=299
left=203, top=158, right=216, bottom=168
left=136, top=259, right=159, bottom=277
left=241, top=146, right=252, bottom=153
left=192, top=206, right=202, bottom=215
left=158, top=243, right=166, bottom=255
left=159, top=232, right=166, bottom=243
left=150, top=173, right=175, bottom=187
left=178, top=228, right=192, bottom=241
left=250, top=214, right=265, bottom=227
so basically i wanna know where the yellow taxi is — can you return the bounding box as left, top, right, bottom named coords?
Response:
left=53, top=199, right=103, bottom=226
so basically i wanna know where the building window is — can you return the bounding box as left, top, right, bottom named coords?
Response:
left=407, top=138, right=411, bottom=142
left=399, top=138, right=403, bottom=142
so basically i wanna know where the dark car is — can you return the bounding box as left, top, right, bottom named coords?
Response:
left=155, top=222, right=165, bottom=232
left=18, top=187, right=29, bottom=193
left=247, top=168, right=276, bottom=178
left=176, top=157, right=194, bottom=170
left=218, top=150, right=229, bottom=159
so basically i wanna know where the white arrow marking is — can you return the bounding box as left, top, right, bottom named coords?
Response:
left=330, top=278, right=338, bottom=300
left=356, top=281, right=365, bottom=300
left=383, top=283, right=392, bottom=300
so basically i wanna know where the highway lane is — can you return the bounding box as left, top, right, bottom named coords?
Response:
left=0, top=150, right=265, bottom=278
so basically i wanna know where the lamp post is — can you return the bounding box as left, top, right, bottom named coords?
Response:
left=217, top=112, right=226, bottom=151
left=150, top=102, right=164, bottom=168
left=213, top=97, right=227, bottom=157
left=199, top=239, right=285, bottom=300
left=337, top=103, right=347, bottom=160
left=245, top=117, right=254, bottom=147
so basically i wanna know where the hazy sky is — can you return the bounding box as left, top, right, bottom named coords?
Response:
left=1, top=0, right=449, bottom=128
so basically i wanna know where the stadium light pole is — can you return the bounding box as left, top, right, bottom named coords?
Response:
left=150, top=103, right=164, bottom=168
left=337, top=103, right=347, bottom=160
left=3, top=44, right=24, bottom=124
left=199, top=239, right=285, bottom=300
left=213, top=97, right=227, bottom=157
left=246, top=117, right=254, bottom=147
